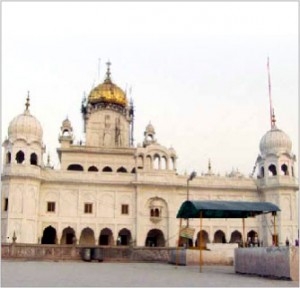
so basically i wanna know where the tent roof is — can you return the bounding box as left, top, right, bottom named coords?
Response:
left=176, top=200, right=280, bottom=219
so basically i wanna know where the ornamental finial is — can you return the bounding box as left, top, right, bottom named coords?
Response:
left=208, top=158, right=211, bottom=172
left=25, top=91, right=30, bottom=111
left=271, top=108, right=276, bottom=128
left=105, top=60, right=111, bottom=82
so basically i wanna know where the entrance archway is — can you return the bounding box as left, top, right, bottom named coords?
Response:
left=99, top=228, right=114, bottom=245
left=79, top=227, right=95, bottom=245
left=41, top=226, right=57, bottom=244
left=247, top=230, right=258, bottom=246
left=117, top=228, right=131, bottom=245
left=145, top=229, right=165, bottom=247
left=61, top=227, right=76, bottom=244
left=214, top=230, right=226, bottom=243
left=195, top=230, right=210, bottom=247
left=230, top=230, right=242, bottom=244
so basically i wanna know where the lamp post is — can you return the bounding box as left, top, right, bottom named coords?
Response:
left=187, top=171, right=197, bottom=201
left=187, top=171, right=197, bottom=227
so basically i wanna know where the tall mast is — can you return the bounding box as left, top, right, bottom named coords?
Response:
left=267, top=57, right=274, bottom=129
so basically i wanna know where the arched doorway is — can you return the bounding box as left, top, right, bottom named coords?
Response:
left=247, top=230, right=258, bottom=246
left=214, top=230, right=226, bottom=243
left=230, top=230, right=242, bottom=244
left=41, top=226, right=57, bottom=244
left=61, top=227, right=76, bottom=244
left=99, top=228, right=114, bottom=246
left=145, top=229, right=165, bottom=247
left=195, top=230, right=210, bottom=247
left=117, top=228, right=131, bottom=245
left=79, top=227, right=95, bottom=245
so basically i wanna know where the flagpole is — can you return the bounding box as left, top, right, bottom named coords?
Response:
left=267, top=57, right=273, bottom=129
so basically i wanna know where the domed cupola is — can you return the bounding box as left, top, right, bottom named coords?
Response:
left=256, top=112, right=296, bottom=179
left=8, top=94, right=43, bottom=144
left=88, top=61, right=128, bottom=107
left=143, top=122, right=157, bottom=147
left=259, top=113, right=292, bottom=157
left=3, top=94, right=45, bottom=167
left=259, top=127, right=292, bottom=156
left=59, top=117, right=74, bottom=147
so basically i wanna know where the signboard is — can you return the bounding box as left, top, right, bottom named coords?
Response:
left=180, top=227, right=195, bottom=239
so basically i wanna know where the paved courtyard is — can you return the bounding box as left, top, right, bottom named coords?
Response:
left=1, top=260, right=298, bottom=287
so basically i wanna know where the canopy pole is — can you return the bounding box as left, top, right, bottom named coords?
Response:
left=242, top=218, right=246, bottom=248
left=199, top=211, right=203, bottom=273
left=176, top=218, right=182, bottom=267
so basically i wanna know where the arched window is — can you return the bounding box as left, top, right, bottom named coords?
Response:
left=137, top=155, right=144, bottom=169
left=131, top=168, right=136, bottom=174
left=281, top=164, right=289, bottom=176
left=170, top=157, right=176, bottom=170
left=146, top=155, right=152, bottom=170
left=102, top=166, right=113, bottom=172
left=30, top=153, right=38, bottom=165
left=153, top=154, right=160, bottom=170
left=117, top=167, right=127, bottom=173
left=67, top=164, right=84, bottom=171
left=62, top=129, right=71, bottom=136
left=268, top=164, right=277, bottom=176
left=154, top=208, right=160, bottom=217
left=150, top=209, right=155, bottom=217
left=161, top=156, right=167, bottom=170
left=6, top=152, right=11, bottom=164
left=16, top=150, right=25, bottom=164
left=88, top=166, right=98, bottom=172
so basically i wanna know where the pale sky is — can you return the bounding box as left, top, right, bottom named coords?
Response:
left=1, top=2, right=298, bottom=177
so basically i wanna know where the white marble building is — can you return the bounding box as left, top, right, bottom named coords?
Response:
left=1, top=63, right=298, bottom=247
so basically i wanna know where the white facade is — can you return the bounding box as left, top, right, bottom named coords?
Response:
left=1, top=65, right=298, bottom=248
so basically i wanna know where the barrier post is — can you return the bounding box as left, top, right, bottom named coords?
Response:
left=176, top=218, right=182, bottom=267
left=199, top=211, right=203, bottom=272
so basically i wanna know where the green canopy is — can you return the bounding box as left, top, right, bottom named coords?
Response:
left=176, top=200, right=280, bottom=219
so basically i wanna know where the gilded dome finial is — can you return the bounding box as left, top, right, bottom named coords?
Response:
left=88, top=61, right=127, bottom=107
left=25, top=91, right=30, bottom=111
left=271, top=108, right=276, bottom=128
left=105, top=60, right=112, bottom=82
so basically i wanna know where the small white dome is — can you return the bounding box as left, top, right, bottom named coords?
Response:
left=8, top=110, right=43, bottom=143
left=61, top=117, right=73, bottom=131
left=259, top=127, right=292, bottom=156
left=145, top=122, right=155, bottom=134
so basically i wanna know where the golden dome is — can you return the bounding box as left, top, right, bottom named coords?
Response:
left=88, top=62, right=127, bottom=107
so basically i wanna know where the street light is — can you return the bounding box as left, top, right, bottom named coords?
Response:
left=187, top=171, right=197, bottom=201
left=187, top=171, right=197, bottom=229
